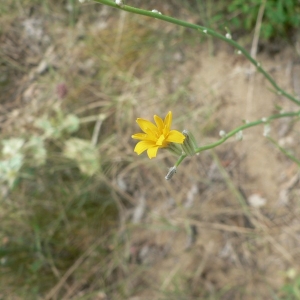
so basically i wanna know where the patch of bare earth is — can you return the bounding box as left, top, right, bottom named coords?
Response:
left=124, top=41, right=300, bottom=299
left=2, top=4, right=300, bottom=298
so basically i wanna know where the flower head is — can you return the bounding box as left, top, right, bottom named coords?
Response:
left=181, top=130, right=198, bottom=156
left=132, top=111, right=185, bottom=159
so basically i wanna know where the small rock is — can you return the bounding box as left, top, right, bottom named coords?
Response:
left=248, top=193, right=267, bottom=208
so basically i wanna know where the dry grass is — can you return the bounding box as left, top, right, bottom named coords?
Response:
left=1, top=1, right=300, bottom=300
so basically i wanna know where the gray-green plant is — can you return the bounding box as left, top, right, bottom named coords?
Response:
left=0, top=105, right=101, bottom=190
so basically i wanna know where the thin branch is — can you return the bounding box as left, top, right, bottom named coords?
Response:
left=93, top=0, right=300, bottom=106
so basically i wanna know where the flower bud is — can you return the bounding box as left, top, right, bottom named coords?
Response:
left=167, top=142, right=183, bottom=156
left=165, top=166, right=177, bottom=180
left=235, top=130, right=243, bottom=141
left=219, top=130, right=226, bottom=137
left=151, top=9, right=162, bottom=14
left=261, top=117, right=267, bottom=122
left=263, top=124, right=271, bottom=137
left=225, top=33, right=232, bottom=39
left=181, top=130, right=198, bottom=156
left=115, top=0, right=124, bottom=7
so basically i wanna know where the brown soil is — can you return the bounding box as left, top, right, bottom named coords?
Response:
left=125, top=35, right=300, bottom=299
left=1, top=3, right=300, bottom=299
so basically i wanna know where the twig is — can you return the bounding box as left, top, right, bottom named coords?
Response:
left=44, top=238, right=104, bottom=300
left=93, top=0, right=300, bottom=107
left=247, top=0, right=267, bottom=117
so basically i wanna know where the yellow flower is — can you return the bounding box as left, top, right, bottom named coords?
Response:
left=132, top=111, right=185, bottom=159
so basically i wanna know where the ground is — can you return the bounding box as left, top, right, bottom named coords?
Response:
left=1, top=1, right=300, bottom=299
left=123, top=42, right=300, bottom=300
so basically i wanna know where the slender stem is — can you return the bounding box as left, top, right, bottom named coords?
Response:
left=174, top=110, right=300, bottom=167
left=93, top=0, right=300, bottom=106
left=175, top=153, right=187, bottom=167
left=267, top=137, right=300, bottom=166
left=210, top=150, right=250, bottom=218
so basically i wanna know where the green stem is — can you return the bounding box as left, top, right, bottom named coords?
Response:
left=267, top=136, right=300, bottom=166
left=175, top=153, right=187, bottom=167
left=93, top=0, right=300, bottom=106
left=175, top=110, right=300, bottom=167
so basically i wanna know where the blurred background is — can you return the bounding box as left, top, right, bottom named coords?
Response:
left=1, top=0, right=300, bottom=299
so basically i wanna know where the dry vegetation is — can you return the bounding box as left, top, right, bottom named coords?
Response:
left=1, top=1, right=300, bottom=299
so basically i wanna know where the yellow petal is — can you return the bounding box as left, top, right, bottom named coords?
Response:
left=166, top=130, right=185, bottom=144
left=134, top=140, right=155, bottom=155
left=164, top=111, right=172, bottom=132
left=147, top=146, right=159, bottom=159
left=136, top=118, right=158, bottom=135
left=132, top=133, right=155, bottom=141
left=154, top=115, right=164, bottom=132
left=156, top=134, right=165, bottom=146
